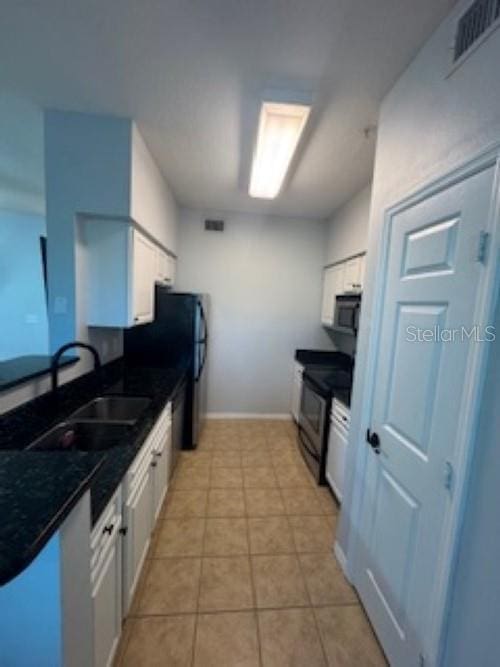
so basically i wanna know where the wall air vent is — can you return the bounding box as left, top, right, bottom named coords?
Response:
left=454, top=0, right=500, bottom=61
left=204, top=219, right=225, bottom=232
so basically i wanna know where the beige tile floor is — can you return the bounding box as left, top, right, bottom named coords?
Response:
left=114, top=419, right=387, bottom=667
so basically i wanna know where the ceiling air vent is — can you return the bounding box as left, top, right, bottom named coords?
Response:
left=454, top=0, right=500, bottom=61
left=204, top=219, right=225, bottom=232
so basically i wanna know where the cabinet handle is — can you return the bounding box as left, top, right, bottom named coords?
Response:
left=154, top=451, right=162, bottom=457
left=151, top=461, right=158, bottom=468
left=102, top=523, right=114, bottom=535
left=119, top=527, right=128, bottom=536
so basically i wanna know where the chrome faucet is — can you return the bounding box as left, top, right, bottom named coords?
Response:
left=51, top=341, right=102, bottom=399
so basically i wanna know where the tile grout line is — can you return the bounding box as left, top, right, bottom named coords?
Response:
left=246, top=515, right=264, bottom=667
left=190, top=498, right=209, bottom=667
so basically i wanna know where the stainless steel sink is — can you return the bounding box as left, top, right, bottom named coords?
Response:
left=69, top=396, right=151, bottom=424
left=26, top=421, right=132, bottom=452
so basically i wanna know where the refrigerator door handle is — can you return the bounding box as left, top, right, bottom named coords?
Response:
left=198, top=301, right=208, bottom=344
left=195, top=299, right=208, bottom=382
left=197, top=340, right=207, bottom=381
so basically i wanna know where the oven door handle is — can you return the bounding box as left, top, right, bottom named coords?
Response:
left=298, top=427, right=320, bottom=462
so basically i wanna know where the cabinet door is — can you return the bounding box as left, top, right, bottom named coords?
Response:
left=321, top=268, right=335, bottom=325
left=332, top=263, right=346, bottom=298
left=122, top=468, right=153, bottom=613
left=92, top=538, right=122, bottom=667
left=152, top=426, right=171, bottom=520
left=155, top=248, right=167, bottom=284
left=291, top=363, right=303, bottom=422
left=132, top=231, right=155, bottom=324
left=358, top=254, right=366, bottom=290
left=167, top=256, right=176, bottom=286
left=342, top=257, right=361, bottom=293
left=326, top=420, right=348, bottom=502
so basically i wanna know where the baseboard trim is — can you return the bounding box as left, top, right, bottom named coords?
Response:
left=206, top=412, right=292, bottom=421
left=334, top=540, right=351, bottom=581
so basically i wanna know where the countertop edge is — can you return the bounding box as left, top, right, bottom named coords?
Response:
left=0, top=456, right=106, bottom=587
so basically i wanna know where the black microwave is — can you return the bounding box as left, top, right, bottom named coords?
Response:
left=333, top=294, right=361, bottom=335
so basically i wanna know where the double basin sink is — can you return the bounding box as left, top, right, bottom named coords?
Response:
left=27, top=396, right=151, bottom=452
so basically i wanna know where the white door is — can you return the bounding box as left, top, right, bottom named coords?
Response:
left=354, top=166, right=495, bottom=666
left=132, top=230, right=155, bottom=324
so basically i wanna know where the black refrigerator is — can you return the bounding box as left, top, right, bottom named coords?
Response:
left=123, top=289, right=209, bottom=449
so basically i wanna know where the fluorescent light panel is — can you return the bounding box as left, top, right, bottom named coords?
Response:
left=249, top=101, right=311, bottom=199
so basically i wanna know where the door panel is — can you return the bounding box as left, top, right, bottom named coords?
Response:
left=402, top=217, right=458, bottom=277
left=369, top=468, right=420, bottom=622
left=386, top=304, right=447, bottom=455
left=355, top=166, right=495, bottom=666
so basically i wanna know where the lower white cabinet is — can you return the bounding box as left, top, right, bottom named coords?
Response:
left=151, top=403, right=172, bottom=520
left=122, top=400, right=172, bottom=614
left=291, top=362, right=304, bottom=422
left=122, top=440, right=154, bottom=615
left=90, top=488, right=123, bottom=667
left=325, top=400, right=350, bottom=502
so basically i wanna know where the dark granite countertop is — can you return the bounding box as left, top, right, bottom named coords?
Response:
left=0, top=450, right=105, bottom=586
left=294, top=349, right=348, bottom=366
left=0, top=358, right=188, bottom=586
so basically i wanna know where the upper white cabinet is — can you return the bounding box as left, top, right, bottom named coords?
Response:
left=321, top=263, right=345, bottom=326
left=321, top=268, right=335, bottom=326
left=84, top=221, right=157, bottom=327
left=321, top=253, right=365, bottom=326
left=343, top=255, right=365, bottom=293
left=132, top=231, right=157, bottom=324
left=155, top=247, right=176, bottom=286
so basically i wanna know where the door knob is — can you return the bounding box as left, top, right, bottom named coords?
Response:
left=366, top=429, right=381, bottom=454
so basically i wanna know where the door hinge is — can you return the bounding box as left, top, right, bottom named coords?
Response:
left=443, top=460, right=454, bottom=491
left=477, top=231, right=490, bottom=264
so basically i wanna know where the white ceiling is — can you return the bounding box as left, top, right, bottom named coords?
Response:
left=0, top=0, right=455, bottom=220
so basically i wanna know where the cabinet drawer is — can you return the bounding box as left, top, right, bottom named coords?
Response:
left=91, top=487, right=122, bottom=581
left=125, top=401, right=172, bottom=500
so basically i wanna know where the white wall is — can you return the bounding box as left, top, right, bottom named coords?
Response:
left=0, top=211, right=49, bottom=360
left=0, top=112, right=179, bottom=415
left=338, top=1, right=500, bottom=663
left=325, top=183, right=371, bottom=265
left=130, top=124, right=178, bottom=254
left=177, top=208, right=332, bottom=415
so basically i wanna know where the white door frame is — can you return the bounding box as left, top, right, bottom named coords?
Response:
left=343, top=143, right=500, bottom=666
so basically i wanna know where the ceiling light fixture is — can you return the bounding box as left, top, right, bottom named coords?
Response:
left=249, top=100, right=311, bottom=199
